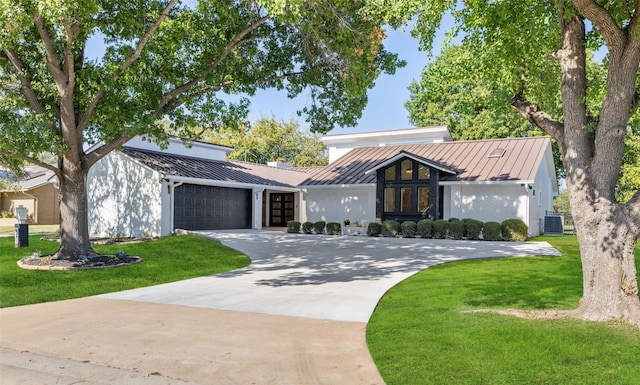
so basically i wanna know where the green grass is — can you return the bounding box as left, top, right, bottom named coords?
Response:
left=367, top=235, right=640, bottom=385
left=0, top=224, right=60, bottom=237
left=0, top=234, right=250, bottom=308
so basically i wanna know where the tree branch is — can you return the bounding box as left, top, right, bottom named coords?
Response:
left=509, top=94, right=565, bottom=144
left=33, top=14, right=64, bottom=82
left=571, top=0, right=626, bottom=53
left=1, top=151, right=62, bottom=179
left=84, top=132, right=137, bottom=169
left=157, top=70, right=304, bottom=115
left=77, top=0, right=180, bottom=133
left=157, top=15, right=270, bottom=112
left=3, top=49, right=47, bottom=115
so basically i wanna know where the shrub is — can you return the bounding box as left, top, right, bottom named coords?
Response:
left=302, top=222, right=314, bottom=234
left=463, top=219, right=484, bottom=240
left=287, top=221, right=301, bottom=233
left=313, top=221, right=326, bottom=234
left=0, top=210, right=14, bottom=218
left=383, top=220, right=401, bottom=237
left=326, top=222, right=341, bottom=235
left=502, top=219, right=528, bottom=242
left=367, top=222, right=382, bottom=237
left=401, top=221, right=417, bottom=238
left=417, top=219, right=434, bottom=238
left=433, top=220, right=449, bottom=239
left=483, top=222, right=502, bottom=241
left=448, top=219, right=465, bottom=240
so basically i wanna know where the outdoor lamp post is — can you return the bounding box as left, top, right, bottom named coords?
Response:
left=14, top=205, right=29, bottom=247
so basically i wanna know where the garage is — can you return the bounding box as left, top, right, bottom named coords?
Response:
left=174, top=184, right=252, bottom=230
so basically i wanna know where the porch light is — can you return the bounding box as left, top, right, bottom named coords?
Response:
left=16, top=205, right=28, bottom=224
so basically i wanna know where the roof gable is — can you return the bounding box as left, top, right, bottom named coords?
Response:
left=364, top=151, right=457, bottom=176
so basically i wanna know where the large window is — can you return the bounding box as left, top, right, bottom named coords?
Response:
left=401, top=187, right=412, bottom=212
left=418, top=187, right=430, bottom=213
left=380, top=158, right=436, bottom=219
left=384, top=188, right=396, bottom=212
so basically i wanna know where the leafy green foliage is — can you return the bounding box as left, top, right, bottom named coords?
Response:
left=286, top=220, right=301, bottom=233
left=483, top=221, right=502, bottom=241
left=367, top=222, right=382, bottom=236
left=432, top=219, right=448, bottom=239
left=400, top=220, right=417, bottom=238
left=206, top=117, right=328, bottom=167
left=417, top=219, right=433, bottom=238
left=448, top=218, right=465, bottom=240
left=383, top=220, right=401, bottom=236
left=463, top=218, right=484, bottom=240
left=302, top=221, right=314, bottom=234
left=326, top=222, right=341, bottom=235
left=501, top=219, right=528, bottom=242
left=313, top=221, right=326, bottom=234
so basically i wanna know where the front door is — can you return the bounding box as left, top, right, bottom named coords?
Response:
left=270, top=193, right=294, bottom=226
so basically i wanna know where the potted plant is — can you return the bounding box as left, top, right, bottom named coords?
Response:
left=343, top=218, right=351, bottom=227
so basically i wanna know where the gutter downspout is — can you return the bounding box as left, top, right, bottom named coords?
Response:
left=167, top=179, right=184, bottom=234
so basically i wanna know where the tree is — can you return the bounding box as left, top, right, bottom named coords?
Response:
left=366, top=0, right=640, bottom=328
left=0, top=0, right=401, bottom=260
left=207, top=117, right=328, bottom=167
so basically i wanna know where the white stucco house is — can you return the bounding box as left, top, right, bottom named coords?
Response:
left=87, top=127, right=558, bottom=237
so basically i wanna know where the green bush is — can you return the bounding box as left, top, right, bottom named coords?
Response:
left=417, top=219, right=434, bottom=238
left=401, top=221, right=417, bottom=238
left=502, top=219, right=528, bottom=242
left=433, top=220, right=449, bottom=239
left=0, top=210, right=14, bottom=218
left=313, top=221, right=326, bottom=234
left=383, top=220, right=401, bottom=237
left=448, top=219, right=465, bottom=240
left=367, top=222, right=382, bottom=236
left=463, top=219, right=484, bottom=240
left=326, top=222, right=341, bottom=235
left=287, top=220, right=301, bottom=233
left=483, top=221, right=502, bottom=241
left=302, top=222, right=314, bottom=234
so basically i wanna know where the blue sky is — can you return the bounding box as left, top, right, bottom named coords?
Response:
left=244, top=27, right=433, bottom=135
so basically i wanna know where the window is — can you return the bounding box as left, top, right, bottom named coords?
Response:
left=418, top=164, right=429, bottom=180
left=418, top=187, right=429, bottom=213
left=488, top=148, right=507, bottom=158
left=384, top=188, right=396, bottom=212
left=401, top=159, right=413, bottom=180
left=401, top=188, right=412, bottom=212
left=384, top=166, right=396, bottom=181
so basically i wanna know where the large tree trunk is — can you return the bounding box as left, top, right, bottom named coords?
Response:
left=56, top=158, right=94, bottom=260
left=571, top=198, right=640, bottom=328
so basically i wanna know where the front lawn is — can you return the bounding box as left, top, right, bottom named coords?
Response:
left=0, top=234, right=251, bottom=308
left=367, top=235, right=640, bottom=385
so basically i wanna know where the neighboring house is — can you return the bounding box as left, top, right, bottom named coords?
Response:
left=87, top=127, right=558, bottom=237
left=0, top=166, right=60, bottom=225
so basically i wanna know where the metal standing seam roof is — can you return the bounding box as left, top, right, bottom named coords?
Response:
left=299, top=136, right=551, bottom=186
left=121, top=148, right=311, bottom=188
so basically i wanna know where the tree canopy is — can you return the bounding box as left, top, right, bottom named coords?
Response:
left=205, top=117, right=328, bottom=167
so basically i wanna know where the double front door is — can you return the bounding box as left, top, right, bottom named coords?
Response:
left=270, top=193, right=294, bottom=226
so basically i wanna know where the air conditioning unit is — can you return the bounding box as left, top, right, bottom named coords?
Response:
left=544, top=214, right=564, bottom=236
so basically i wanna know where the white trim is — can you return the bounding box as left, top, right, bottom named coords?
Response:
left=298, top=183, right=376, bottom=189
left=163, top=175, right=300, bottom=192
left=439, top=180, right=534, bottom=186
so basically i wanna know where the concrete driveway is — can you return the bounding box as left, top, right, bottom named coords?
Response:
left=0, top=231, right=560, bottom=385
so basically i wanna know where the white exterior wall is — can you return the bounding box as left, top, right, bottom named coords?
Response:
left=305, top=186, right=376, bottom=224
left=125, top=136, right=231, bottom=161
left=444, top=183, right=529, bottom=224
left=529, top=150, right=558, bottom=236
left=88, top=151, right=163, bottom=237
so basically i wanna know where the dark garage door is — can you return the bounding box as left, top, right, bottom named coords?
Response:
left=174, top=184, right=252, bottom=230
